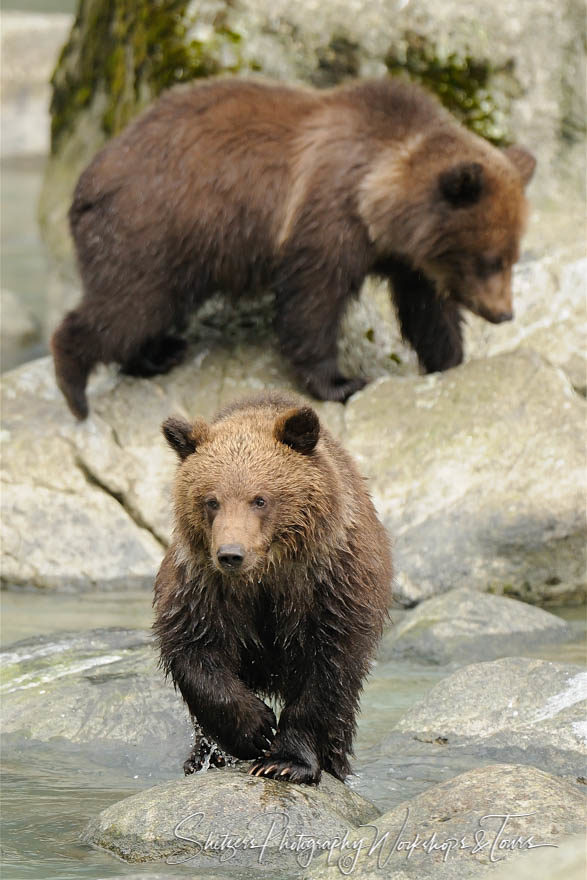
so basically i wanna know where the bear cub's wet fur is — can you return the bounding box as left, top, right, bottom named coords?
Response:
left=52, top=76, right=536, bottom=418
left=154, top=392, right=392, bottom=784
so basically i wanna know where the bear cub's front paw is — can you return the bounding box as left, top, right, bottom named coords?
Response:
left=221, top=698, right=277, bottom=760
left=249, top=752, right=321, bottom=785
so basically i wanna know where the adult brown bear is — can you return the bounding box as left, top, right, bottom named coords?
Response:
left=52, top=77, right=535, bottom=419
left=154, top=392, right=392, bottom=784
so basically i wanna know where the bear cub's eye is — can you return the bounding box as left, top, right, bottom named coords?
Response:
left=205, top=497, right=220, bottom=512
left=252, top=496, right=267, bottom=509
left=476, top=255, right=504, bottom=278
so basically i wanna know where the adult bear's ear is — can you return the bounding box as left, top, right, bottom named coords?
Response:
left=274, top=407, right=320, bottom=455
left=439, top=161, right=484, bottom=207
left=162, top=417, right=210, bottom=460
left=503, top=145, right=536, bottom=187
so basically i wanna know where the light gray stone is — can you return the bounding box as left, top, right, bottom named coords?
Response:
left=395, top=657, right=587, bottom=761
left=82, top=765, right=379, bottom=868
left=2, top=348, right=585, bottom=601
left=464, top=256, right=587, bottom=394
left=344, top=350, right=586, bottom=605
left=380, top=589, right=571, bottom=665
left=309, top=764, right=586, bottom=879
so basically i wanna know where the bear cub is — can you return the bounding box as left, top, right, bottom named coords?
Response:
left=52, top=76, right=536, bottom=419
left=154, top=392, right=392, bottom=784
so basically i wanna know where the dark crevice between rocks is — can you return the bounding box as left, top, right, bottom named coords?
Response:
left=73, top=454, right=165, bottom=550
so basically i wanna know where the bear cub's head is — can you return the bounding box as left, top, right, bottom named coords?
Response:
left=426, top=145, right=536, bottom=324
left=163, top=404, right=325, bottom=578
left=362, top=140, right=536, bottom=325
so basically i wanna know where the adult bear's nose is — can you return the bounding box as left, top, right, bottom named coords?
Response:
left=217, top=544, right=245, bottom=569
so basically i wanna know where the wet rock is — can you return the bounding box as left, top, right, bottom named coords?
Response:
left=394, top=657, right=587, bottom=752
left=344, top=350, right=586, bottom=605
left=0, top=628, right=190, bottom=778
left=354, top=657, right=586, bottom=810
left=379, top=589, right=571, bottom=665
left=309, top=764, right=586, bottom=879
left=82, top=765, right=379, bottom=869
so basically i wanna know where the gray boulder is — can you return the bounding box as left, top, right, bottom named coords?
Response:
left=395, top=657, right=587, bottom=753
left=380, top=588, right=571, bottom=665
left=464, top=255, right=587, bottom=395
left=83, top=766, right=379, bottom=869
left=345, top=350, right=586, bottom=605
left=1, top=347, right=585, bottom=603
left=354, top=657, right=586, bottom=810
left=0, top=628, right=191, bottom=778
left=308, top=764, right=586, bottom=879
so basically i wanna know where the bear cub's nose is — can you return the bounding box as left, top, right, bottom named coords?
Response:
left=217, top=544, right=246, bottom=569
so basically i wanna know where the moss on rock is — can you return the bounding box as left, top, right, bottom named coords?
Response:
left=50, top=0, right=246, bottom=153
left=385, top=30, right=514, bottom=144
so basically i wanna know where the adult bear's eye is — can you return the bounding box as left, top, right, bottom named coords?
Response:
left=205, top=497, right=220, bottom=511
left=253, top=496, right=267, bottom=509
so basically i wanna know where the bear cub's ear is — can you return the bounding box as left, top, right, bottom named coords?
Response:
left=162, top=417, right=210, bottom=460
left=439, top=161, right=484, bottom=208
left=503, top=145, right=536, bottom=187
left=274, top=407, right=320, bottom=455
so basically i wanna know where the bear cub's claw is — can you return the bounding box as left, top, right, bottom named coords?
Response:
left=248, top=756, right=320, bottom=785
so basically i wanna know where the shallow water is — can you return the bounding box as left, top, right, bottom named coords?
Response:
left=1, top=587, right=585, bottom=879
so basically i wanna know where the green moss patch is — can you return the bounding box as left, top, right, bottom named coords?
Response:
left=385, top=30, right=514, bottom=144
left=50, top=0, right=246, bottom=153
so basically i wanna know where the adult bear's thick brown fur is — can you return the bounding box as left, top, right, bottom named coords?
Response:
left=153, top=391, right=392, bottom=784
left=52, top=76, right=536, bottom=419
